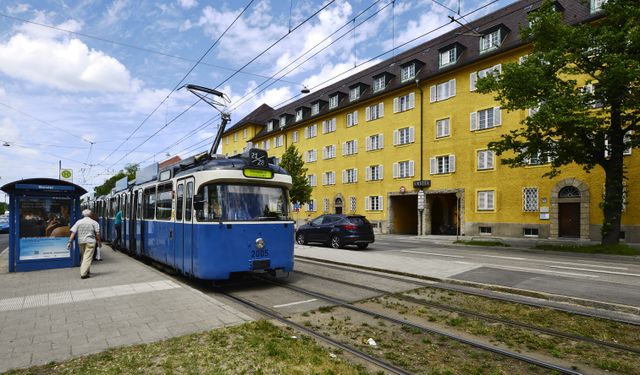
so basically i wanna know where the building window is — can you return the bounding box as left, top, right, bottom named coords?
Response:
left=394, top=127, right=415, bottom=146
left=322, top=118, right=336, bottom=134
left=523, top=148, right=553, bottom=165
left=322, top=171, right=336, bottom=185
left=366, top=165, right=383, bottom=181
left=394, top=92, right=415, bottom=113
left=366, top=134, right=384, bottom=151
left=436, top=118, right=450, bottom=138
left=279, top=116, right=287, bottom=128
left=343, top=168, right=358, bottom=184
left=233, top=133, right=237, bottom=142
left=477, top=190, right=495, bottom=211
left=322, top=145, right=336, bottom=159
left=430, top=155, right=456, bottom=174
left=274, top=135, right=284, bottom=148
left=430, top=79, right=456, bottom=102
left=323, top=198, right=330, bottom=213
left=243, top=128, right=248, bottom=139
left=267, top=123, right=273, bottom=132
left=439, top=47, right=456, bottom=67
left=306, top=149, right=317, bottom=162
left=366, top=103, right=384, bottom=121
left=479, top=226, right=492, bottom=235
left=296, top=109, right=303, bottom=122
left=522, top=187, right=539, bottom=212
left=470, top=64, right=501, bottom=91
left=292, top=130, right=299, bottom=143
left=477, top=150, right=494, bottom=170
left=350, top=86, right=360, bottom=101
left=329, top=95, right=339, bottom=109
left=346, top=111, right=358, bottom=127
left=401, top=64, right=416, bottom=82
left=343, top=140, right=358, bottom=156
left=307, top=199, right=316, bottom=212
left=373, top=76, right=386, bottom=92
left=311, top=102, right=320, bottom=115
left=305, top=124, right=317, bottom=138
left=591, top=0, right=607, bottom=13
left=366, top=196, right=383, bottom=211
left=480, top=29, right=501, bottom=52
left=225, top=136, right=229, bottom=145
left=263, top=139, right=270, bottom=150
left=470, top=107, right=501, bottom=131
left=349, top=196, right=357, bottom=212
left=523, top=227, right=539, bottom=237
left=393, top=160, right=414, bottom=179
left=307, top=174, right=317, bottom=187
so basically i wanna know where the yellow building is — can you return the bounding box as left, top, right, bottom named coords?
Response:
left=222, top=0, right=639, bottom=242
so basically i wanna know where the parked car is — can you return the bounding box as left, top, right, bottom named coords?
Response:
left=0, top=218, right=9, bottom=233
left=295, top=214, right=375, bottom=249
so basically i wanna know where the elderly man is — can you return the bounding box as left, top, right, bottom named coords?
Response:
left=67, top=209, right=102, bottom=279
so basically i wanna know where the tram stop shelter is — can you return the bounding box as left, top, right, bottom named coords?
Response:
left=1, top=178, right=87, bottom=272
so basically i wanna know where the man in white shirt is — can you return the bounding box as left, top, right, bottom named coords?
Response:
left=67, top=209, right=102, bottom=279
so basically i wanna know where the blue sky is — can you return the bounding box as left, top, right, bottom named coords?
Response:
left=0, top=0, right=514, bottom=194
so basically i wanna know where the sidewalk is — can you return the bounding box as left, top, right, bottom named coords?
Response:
left=0, top=245, right=252, bottom=373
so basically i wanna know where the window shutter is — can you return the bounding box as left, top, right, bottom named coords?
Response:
left=365, top=106, right=371, bottom=121
left=470, top=112, right=477, bottom=131
left=409, top=160, right=414, bottom=177
left=409, top=127, right=415, bottom=143
left=393, top=130, right=399, bottom=145
left=342, top=142, right=347, bottom=155
left=494, top=107, right=501, bottom=126
left=470, top=72, right=478, bottom=91
left=342, top=170, right=346, bottom=183
left=449, top=155, right=456, bottom=173
left=409, top=92, right=415, bottom=109
left=332, top=118, right=336, bottom=129
left=365, top=196, right=370, bottom=211
left=346, top=113, right=352, bottom=126
left=494, top=64, right=502, bottom=75
left=430, top=157, right=436, bottom=174
left=353, top=111, right=358, bottom=124
left=378, top=103, right=384, bottom=117
left=488, top=192, right=494, bottom=209
left=488, top=151, right=494, bottom=168
left=393, top=162, right=399, bottom=178
left=354, top=168, right=358, bottom=182
left=477, top=151, right=484, bottom=170
left=366, top=136, right=371, bottom=151
left=604, top=139, right=610, bottom=158
left=379, top=165, right=384, bottom=179
left=379, top=196, right=384, bottom=211
left=449, top=79, right=456, bottom=98
left=305, top=127, right=309, bottom=138
left=322, top=173, right=327, bottom=185
left=393, top=97, right=399, bottom=113
left=365, top=167, right=371, bottom=181
left=353, top=140, right=358, bottom=153
left=430, top=85, right=436, bottom=102
left=379, top=133, right=384, bottom=148
left=478, top=192, right=485, bottom=210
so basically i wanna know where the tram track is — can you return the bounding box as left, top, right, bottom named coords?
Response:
left=253, top=275, right=584, bottom=375
left=295, top=256, right=640, bottom=326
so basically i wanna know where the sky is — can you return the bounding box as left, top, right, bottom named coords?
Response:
left=0, top=0, right=515, bottom=196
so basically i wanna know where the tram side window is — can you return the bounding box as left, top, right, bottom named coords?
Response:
left=156, top=183, right=172, bottom=220
left=137, top=191, right=142, bottom=219
left=176, top=184, right=184, bottom=221
left=185, top=182, right=194, bottom=221
left=143, top=187, right=156, bottom=220
left=110, top=198, right=117, bottom=218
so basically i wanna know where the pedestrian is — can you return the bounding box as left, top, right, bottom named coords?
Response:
left=114, top=208, right=123, bottom=250
left=67, top=209, right=101, bottom=279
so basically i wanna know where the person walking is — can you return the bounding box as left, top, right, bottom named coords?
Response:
left=114, top=209, right=123, bottom=250
left=67, top=209, right=101, bottom=279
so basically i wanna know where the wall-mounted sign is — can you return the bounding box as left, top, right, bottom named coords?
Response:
left=540, top=213, right=550, bottom=220
left=400, top=186, right=406, bottom=194
left=413, top=180, right=431, bottom=188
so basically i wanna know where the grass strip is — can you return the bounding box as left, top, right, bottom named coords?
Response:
left=454, top=240, right=511, bottom=247
left=534, top=243, right=640, bottom=256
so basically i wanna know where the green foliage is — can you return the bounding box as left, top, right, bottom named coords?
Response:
left=0, top=202, right=6, bottom=215
left=94, top=163, right=138, bottom=196
left=278, top=145, right=312, bottom=206
left=476, top=0, right=640, bottom=244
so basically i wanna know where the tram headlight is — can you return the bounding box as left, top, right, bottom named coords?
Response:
left=255, top=238, right=265, bottom=249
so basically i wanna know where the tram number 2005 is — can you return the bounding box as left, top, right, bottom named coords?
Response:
left=251, top=249, right=269, bottom=258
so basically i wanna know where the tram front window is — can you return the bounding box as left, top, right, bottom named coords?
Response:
left=197, top=184, right=289, bottom=221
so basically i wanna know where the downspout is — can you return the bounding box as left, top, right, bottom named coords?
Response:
left=415, top=78, right=424, bottom=236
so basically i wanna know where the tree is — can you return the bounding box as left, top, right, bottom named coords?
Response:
left=94, top=164, right=139, bottom=196
left=278, top=145, right=312, bottom=207
left=477, top=0, right=639, bottom=244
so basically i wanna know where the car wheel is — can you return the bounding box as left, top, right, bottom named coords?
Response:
left=330, top=235, right=342, bottom=249
left=356, top=243, right=368, bottom=249
left=296, top=233, right=306, bottom=245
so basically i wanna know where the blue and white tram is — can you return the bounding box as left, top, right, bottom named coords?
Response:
left=98, top=149, right=295, bottom=280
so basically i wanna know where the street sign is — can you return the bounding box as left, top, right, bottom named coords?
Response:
left=60, top=169, right=73, bottom=182
left=417, top=190, right=425, bottom=210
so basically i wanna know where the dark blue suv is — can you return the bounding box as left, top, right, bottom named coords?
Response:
left=295, top=214, right=375, bottom=249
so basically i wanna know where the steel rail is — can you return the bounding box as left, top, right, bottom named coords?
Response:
left=295, top=256, right=640, bottom=326
left=293, top=269, right=640, bottom=355
left=256, top=275, right=584, bottom=375
left=218, top=290, right=411, bottom=375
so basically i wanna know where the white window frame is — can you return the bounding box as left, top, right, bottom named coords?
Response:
left=366, top=134, right=384, bottom=151
left=365, top=196, right=383, bottom=211
left=429, top=79, right=456, bottom=102
left=329, top=95, right=339, bottom=109
left=366, top=165, right=384, bottom=181
left=292, top=130, right=299, bottom=143
left=322, top=118, right=337, bottom=134
left=477, top=150, right=494, bottom=170
left=393, top=160, right=415, bottom=179
left=311, top=102, right=320, bottom=115
left=366, top=103, right=384, bottom=121
left=322, top=145, right=336, bottom=160
left=233, top=133, right=237, bottom=142
left=346, top=111, right=359, bottom=127
left=480, top=29, right=501, bottom=52
left=263, top=139, right=270, bottom=150
left=342, top=139, right=358, bottom=156
left=470, top=107, right=501, bottom=131
left=307, top=174, right=317, bottom=187
left=477, top=190, right=495, bottom=211
left=430, top=155, right=456, bottom=175
left=349, top=86, right=360, bottom=101
left=393, top=126, right=415, bottom=146
left=307, top=199, right=316, bottom=212
left=393, top=92, right=415, bottom=113
left=349, top=196, right=357, bottom=212
left=591, top=0, right=607, bottom=13
left=323, top=198, right=330, bottom=213
left=322, top=171, right=336, bottom=186
left=306, top=149, right=317, bottom=163
left=274, top=135, right=284, bottom=148
left=439, top=47, right=456, bottom=67
left=401, top=64, right=416, bottom=82
left=436, top=118, right=450, bottom=138
left=296, top=109, right=303, bottom=122
left=305, top=124, right=317, bottom=139
left=373, top=76, right=386, bottom=92
left=470, top=64, right=502, bottom=91
left=522, top=187, right=538, bottom=212
left=342, top=168, right=358, bottom=184
left=279, top=116, right=287, bottom=128
left=243, top=128, right=248, bottom=139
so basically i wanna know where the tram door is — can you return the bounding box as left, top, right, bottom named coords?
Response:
left=175, top=177, right=195, bottom=275
left=135, top=189, right=144, bottom=257
left=122, top=193, right=128, bottom=251
left=129, top=191, right=137, bottom=254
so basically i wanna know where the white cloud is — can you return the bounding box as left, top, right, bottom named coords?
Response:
left=178, top=0, right=198, bottom=10
left=0, top=117, right=20, bottom=142
left=6, top=3, right=30, bottom=15
left=102, top=0, right=130, bottom=27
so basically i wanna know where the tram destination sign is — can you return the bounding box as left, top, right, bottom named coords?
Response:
left=413, top=180, right=431, bottom=188
left=243, top=168, right=274, bottom=179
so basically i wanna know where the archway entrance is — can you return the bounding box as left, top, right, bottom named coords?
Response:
left=334, top=197, right=343, bottom=214
left=558, top=186, right=581, bottom=238
left=430, top=193, right=458, bottom=235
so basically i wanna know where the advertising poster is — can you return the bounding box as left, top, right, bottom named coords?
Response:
left=19, top=196, right=72, bottom=260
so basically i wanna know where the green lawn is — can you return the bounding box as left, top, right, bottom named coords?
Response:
left=534, top=243, right=640, bottom=256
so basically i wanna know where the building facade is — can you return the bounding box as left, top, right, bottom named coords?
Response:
left=221, top=0, right=640, bottom=242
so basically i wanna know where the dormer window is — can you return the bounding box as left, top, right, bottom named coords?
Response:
left=329, top=94, right=339, bottom=109
left=591, top=0, right=606, bottom=13
left=279, top=116, right=287, bottom=128
left=373, top=76, right=386, bottom=92
left=401, top=64, right=416, bottom=82
left=267, top=120, right=275, bottom=132
left=296, top=108, right=303, bottom=122
left=480, top=30, right=500, bottom=52
left=350, top=86, right=360, bottom=101
left=440, top=48, right=456, bottom=67
left=311, top=102, right=320, bottom=115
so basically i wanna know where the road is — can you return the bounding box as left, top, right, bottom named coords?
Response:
left=0, top=233, right=7, bottom=253
left=297, top=236, right=640, bottom=309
